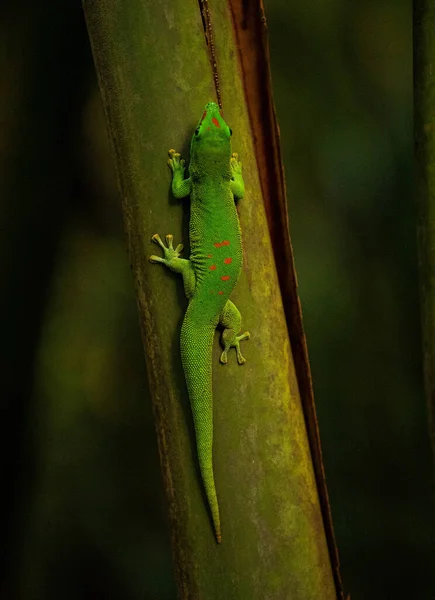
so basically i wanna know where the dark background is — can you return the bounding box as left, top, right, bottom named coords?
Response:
left=2, top=0, right=434, bottom=598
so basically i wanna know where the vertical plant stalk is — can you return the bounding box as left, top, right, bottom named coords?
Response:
left=84, top=0, right=342, bottom=598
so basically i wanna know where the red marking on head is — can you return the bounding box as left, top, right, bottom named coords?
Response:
left=212, top=117, right=220, bottom=128
left=201, top=111, right=207, bottom=122
left=224, top=257, right=232, bottom=264
left=209, top=265, right=216, bottom=271
left=207, top=254, right=213, bottom=258
left=222, top=240, right=230, bottom=246
left=218, top=291, right=224, bottom=295
left=221, top=275, right=230, bottom=281
left=214, top=242, right=222, bottom=248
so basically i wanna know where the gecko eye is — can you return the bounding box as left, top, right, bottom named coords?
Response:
left=194, top=127, right=200, bottom=136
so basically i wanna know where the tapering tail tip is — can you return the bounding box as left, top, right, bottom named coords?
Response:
left=212, top=514, right=221, bottom=543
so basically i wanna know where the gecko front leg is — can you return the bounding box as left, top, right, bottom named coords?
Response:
left=168, top=149, right=192, bottom=199
left=150, top=233, right=195, bottom=298
left=230, top=152, right=244, bottom=200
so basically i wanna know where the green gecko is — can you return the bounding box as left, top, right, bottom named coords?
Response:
left=149, top=102, right=250, bottom=543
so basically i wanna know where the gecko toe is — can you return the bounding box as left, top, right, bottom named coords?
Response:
left=236, top=350, right=247, bottom=365
left=220, top=349, right=228, bottom=364
left=149, top=254, right=165, bottom=264
left=238, top=331, right=250, bottom=342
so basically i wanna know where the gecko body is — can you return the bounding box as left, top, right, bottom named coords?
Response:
left=150, top=102, right=249, bottom=543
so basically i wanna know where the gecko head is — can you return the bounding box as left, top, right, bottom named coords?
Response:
left=190, top=102, right=232, bottom=161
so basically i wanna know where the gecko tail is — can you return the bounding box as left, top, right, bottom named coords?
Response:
left=180, top=306, right=222, bottom=543
left=198, top=454, right=222, bottom=543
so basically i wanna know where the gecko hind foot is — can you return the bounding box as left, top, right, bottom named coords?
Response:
left=220, top=330, right=250, bottom=365
left=149, top=233, right=184, bottom=265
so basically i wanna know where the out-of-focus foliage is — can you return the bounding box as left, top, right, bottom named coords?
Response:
left=1, top=0, right=433, bottom=599
left=267, top=0, right=434, bottom=598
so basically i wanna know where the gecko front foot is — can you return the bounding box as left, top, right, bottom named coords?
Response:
left=167, top=149, right=185, bottom=174
left=149, top=233, right=184, bottom=267
left=230, top=152, right=242, bottom=176
left=168, top=149, right=192, bottom=198
left=230, top=152, right=244, bottom=199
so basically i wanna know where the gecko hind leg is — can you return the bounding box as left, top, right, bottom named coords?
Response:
left=219, top=300, right=250, bottom=365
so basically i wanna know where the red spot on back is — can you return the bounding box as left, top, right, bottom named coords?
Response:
left=212, top=117, right=220, bottom=128
left=221, top=275, right=230, bottom=281
left=222, top=240, right=230, bottom=246
left=224, top=257, right=232, bottom=264
left=209, top=265, right=216, bottom=270
left=207, top=254, right=213, bottom=258
left=218, top=291, right=224, bottom=295
left=214, top=242, right=222, bottom=248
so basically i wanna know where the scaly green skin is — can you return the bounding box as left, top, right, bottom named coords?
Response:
left=150, top=103, right=250, bottom=543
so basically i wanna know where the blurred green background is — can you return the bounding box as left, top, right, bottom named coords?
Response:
left=1, top=0, right=434, bottom=598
